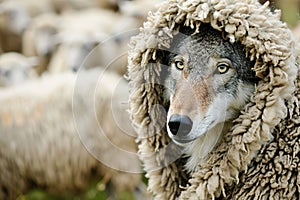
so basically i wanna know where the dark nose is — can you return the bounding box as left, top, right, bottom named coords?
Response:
left=168, top=114, right=193, bottom=136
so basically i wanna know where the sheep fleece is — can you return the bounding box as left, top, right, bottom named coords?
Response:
left=0, top=69, right=140, bottom=199
left=127, top=0, right=300, bottom=199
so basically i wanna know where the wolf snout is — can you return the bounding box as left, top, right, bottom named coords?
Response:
left=168, top=114, right=193, bottom=136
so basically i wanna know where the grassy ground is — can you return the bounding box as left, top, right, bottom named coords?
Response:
left=18, top=181, right=135, bottom=200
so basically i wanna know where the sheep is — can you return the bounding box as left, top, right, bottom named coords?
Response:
left=82, top=15, right=144, bottom=75
left=47, top=31, right=105, bottom=73
left=51, top=0, right=118, bottom=14
left=118, top=0, right=164, bottom=19
left=0, top=52, right=38, bottom=87
left=0, top=0, right=55, bottom=52
left=22, top=13, right=59, bottom=75
left=127, top=0, right=300, bottom=199
left=23, top=6, right=148, bottom=76
left=0, top=1, right=30, bottom=52
left=47, top=8, right=142, bottom=74
left=22, top=9, right=115, bottom=74
left=0, top=67, right=147, bottom=199
left=0, top=0, right=55, bottom=17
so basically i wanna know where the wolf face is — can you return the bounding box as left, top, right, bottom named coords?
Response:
left=164, top=24, right=257, bottom=170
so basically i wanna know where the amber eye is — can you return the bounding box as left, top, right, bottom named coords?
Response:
left=172, top=60, right=185, bottom=70
left=216, top=63, right=230, bottom=74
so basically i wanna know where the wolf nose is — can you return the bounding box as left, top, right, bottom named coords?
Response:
left=168, top=114, right=193, bottom=136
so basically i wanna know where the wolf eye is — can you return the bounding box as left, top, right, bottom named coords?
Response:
left=172, top=60, right=185, bottom=70
left=216, top=63, right=230, bottom=74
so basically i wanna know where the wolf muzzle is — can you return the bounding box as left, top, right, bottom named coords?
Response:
left=168, top=114, right=193, bottom=138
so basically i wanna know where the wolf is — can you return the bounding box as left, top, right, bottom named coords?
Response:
left=164, top=24, right=259, bottom=172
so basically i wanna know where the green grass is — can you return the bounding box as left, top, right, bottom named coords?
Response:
left=18, top=181, right=135, bottom=200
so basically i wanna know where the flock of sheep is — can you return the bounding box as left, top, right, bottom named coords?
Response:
left=0, top=0, right=163, bottom=199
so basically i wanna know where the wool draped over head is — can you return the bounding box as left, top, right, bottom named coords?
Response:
left=127, top=0, right=300, bottom=199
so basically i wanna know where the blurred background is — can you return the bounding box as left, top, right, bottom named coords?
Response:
left=260, top=0, right=300, bottom=26
left=0, top=0, right=299, bottom=200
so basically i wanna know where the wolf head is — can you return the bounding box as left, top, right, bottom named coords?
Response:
left=164, top=24, right=257, bottom=151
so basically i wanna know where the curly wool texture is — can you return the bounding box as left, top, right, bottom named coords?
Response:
left=127, top=0, right=300, bottom=199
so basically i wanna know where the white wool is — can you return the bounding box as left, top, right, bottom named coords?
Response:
left=0, top=52, right=38, bottom=87
left=0, top=68, right=143, bottom=199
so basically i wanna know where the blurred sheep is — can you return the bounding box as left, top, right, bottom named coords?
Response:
left=0, top=52, right=38, bottom=87
left=22, top=13, right=58, bottom=75
left=1, top=0, right=54, bottom=17
left=51, top=0, right=118, bottom=13
left=47, top=9, right=142, bottom=74
left=22, top=10, right=108, bottom=74
left=81, top=13, right=143, bottom=75
left=0, top=0, right=55, bottom=52
left=47, top=31, right=103, bottom=73
left=22, top=2, right=162, bottom=76
left=0, top=68, right=146, bottom=199
left=118, top=0, right=164, bottom=19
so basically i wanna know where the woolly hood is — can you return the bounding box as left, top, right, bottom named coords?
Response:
left=127, top=0, right=300, bottom=199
